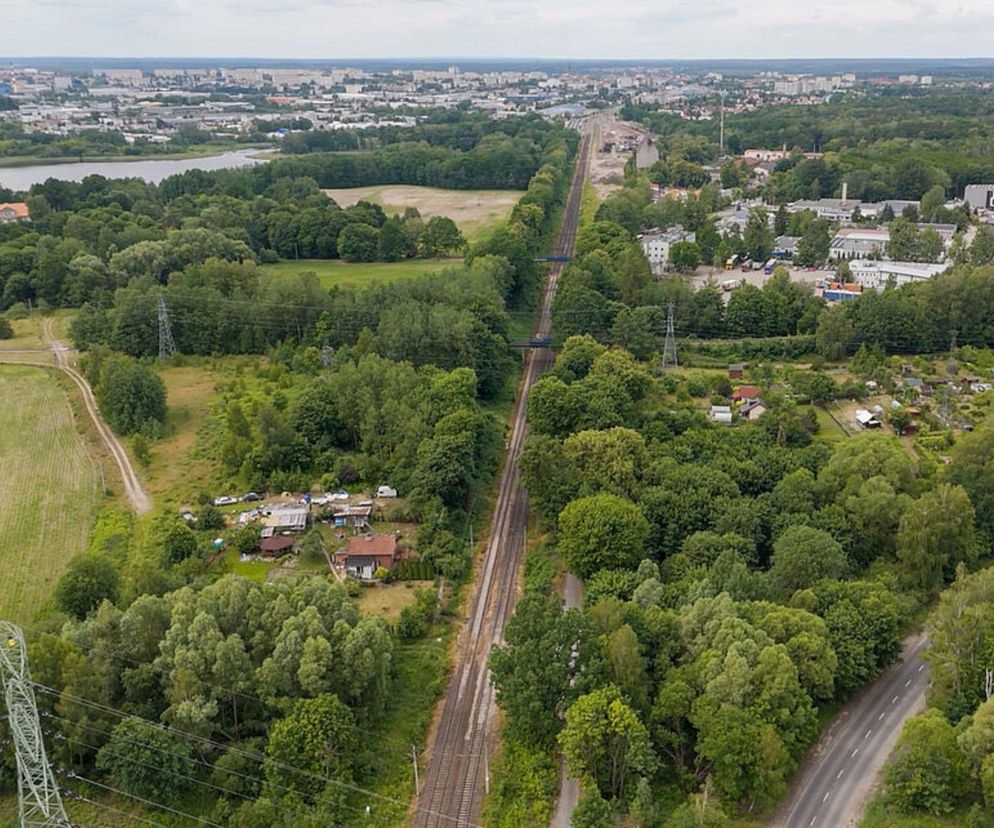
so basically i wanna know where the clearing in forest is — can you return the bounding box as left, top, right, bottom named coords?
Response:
left=0, top=364, right=98, bottom=621
left=322, top=184, right=522, bottom=243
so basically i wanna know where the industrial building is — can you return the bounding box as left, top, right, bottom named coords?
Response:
left=849, top=260, right=949, bottom=290
left=639, top=226, right=696, bottom=270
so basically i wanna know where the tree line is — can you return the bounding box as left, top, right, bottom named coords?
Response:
left=489, top=335, right=988, bottom=825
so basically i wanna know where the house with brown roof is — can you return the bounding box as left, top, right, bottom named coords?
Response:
left=0, top=202, right=30, bottom=223
left=731, top=385, right=762, bottom=402
left=260, top=535, right=294, bottom=557
left=335, top=534, right=398, bottom=580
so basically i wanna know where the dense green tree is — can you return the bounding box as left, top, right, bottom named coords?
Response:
left=336, top=222, right=379, bottom=262
left=885, top=709, right=972, bottom=815
left=558, top=494, right=651, bottom=579
left=769, top=525, right=846, bottom=596
left=897, top=484, right=975, bottom=595
left=54, top=554, right=120, bottom=620
left=96, top=717, right=194, bottom=802
left=670, top=241, right=701, bottom=272
left=93, top=356, right=167, bottom=435
left=559, top=684, right=656, bottom=799
left=419, top=216, right=465, bottom=258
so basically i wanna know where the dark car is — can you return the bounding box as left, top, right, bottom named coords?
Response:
left=241, top=492, right=263, bottom=502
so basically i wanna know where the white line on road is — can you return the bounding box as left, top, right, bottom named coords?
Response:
left=837, top=769, right=844, bottom=780
left=865, top=730, right=872, bottom=740
left=918, top=664, right=925, bottom=672
left=809, top=818, right=817, bottom=827
left=823, top=792, right=830, bottom=803
left=905, top=679, right=912, bottom=687
left=851, top=748, right=858, bottom=758
left=892, top=696, right=900, bottom=704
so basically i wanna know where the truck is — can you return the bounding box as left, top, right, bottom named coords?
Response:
left=724, top=254, right=740, bottom=270
left=722, top=279, right=739, bottom=292
left=764, top=259, right=777, bottom=274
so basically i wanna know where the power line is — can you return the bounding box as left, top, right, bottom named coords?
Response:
left=31, top=681, right=476, bottom=827
left=0, top=621, right=71, bottom=828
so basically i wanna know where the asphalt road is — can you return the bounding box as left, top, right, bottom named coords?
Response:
left=780, top=636, right=929, bottom=828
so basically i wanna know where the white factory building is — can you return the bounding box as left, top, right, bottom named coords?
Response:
left=639, top=226, right=696, bottom=270
left=849, top=260, right=949, bottom=291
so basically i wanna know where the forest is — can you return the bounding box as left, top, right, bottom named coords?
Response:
left=488, top=331, right=990, bottom=825
left=622, top=88, right=994, bottom=200
left=0, top=114, right=578, bottom=825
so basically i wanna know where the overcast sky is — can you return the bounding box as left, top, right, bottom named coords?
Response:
left=1, top=0, right=990, bottom=60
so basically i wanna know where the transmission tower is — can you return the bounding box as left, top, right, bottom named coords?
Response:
left=0, top=622, right=71, bottom=827
left=322, top=339, right=332, bottom=369
left=661, top=303, right=678, bottom=374
left=157, top=292, right=176, bottom=362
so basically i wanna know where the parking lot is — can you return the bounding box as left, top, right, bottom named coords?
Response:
left=689, top=264, right=839, bottom=300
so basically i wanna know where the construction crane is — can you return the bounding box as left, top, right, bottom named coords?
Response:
left=0, top=622, right=71, bottom=827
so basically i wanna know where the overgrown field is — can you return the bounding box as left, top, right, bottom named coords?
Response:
left=323, top=184, right=522, bottom=243
left=259, top=257, right=462, bottom=290
left=0, top=365, right=98, bottom=621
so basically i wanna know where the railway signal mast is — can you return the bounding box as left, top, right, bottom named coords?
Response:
left=0, top=622, right=71, bottom=827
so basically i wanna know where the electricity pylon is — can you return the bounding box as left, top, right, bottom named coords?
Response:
left=157, top=292, right=176, bottom=362
left=0, top=622, right=71, bottom=827
left=661, top=303, right=678, bottom=373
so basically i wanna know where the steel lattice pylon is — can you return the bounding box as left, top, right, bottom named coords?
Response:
left=157, top=291, right=177, bottom=362
left=661, top=302, right=678, bottom=373
left=0, top=622, right=71, bottom=827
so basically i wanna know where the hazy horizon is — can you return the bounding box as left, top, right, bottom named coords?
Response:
left=3, top=0, right=989, bottom=62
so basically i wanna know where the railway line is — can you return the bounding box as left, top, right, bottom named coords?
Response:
left=412, top=127, right=592, bottom=828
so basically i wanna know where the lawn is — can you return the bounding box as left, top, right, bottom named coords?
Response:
left=0, top=364, right=99, bottom=621
left=260, top=258, right=462, bottom=290
left=323, top=184, right=522, bottom=244
left=356, top=580, right=433, bottom=624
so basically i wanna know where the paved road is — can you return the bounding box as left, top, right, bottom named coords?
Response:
left=0, top=318, right=151, bottom=514
left=779, top=636, right=929, bottom=828
left=412, top=131, right=593, bottom=828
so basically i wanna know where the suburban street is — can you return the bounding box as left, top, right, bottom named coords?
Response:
left=412, top=127, right=593, bottom=828
left=779, top=636, right=929, bottom=828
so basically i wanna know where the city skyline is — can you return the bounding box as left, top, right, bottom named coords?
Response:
left=3, top=0, right=990, bottom=60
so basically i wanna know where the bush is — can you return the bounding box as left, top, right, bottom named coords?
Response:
left=55, top=553, right=120, bottom=619
left=0, top=317, right=12, bottom=339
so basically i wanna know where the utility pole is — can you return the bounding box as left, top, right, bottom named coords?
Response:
left=719, top=92, right=726, bottom=157
left=157, top=292, right=176, bottom=363
left=661, top=303, right=678, bottom=374
left=0, top=622, right=71, bottom=827
left=411, top=745, right=420, bottom=794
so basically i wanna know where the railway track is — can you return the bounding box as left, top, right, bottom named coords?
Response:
left=412, top=129, right=592, bottom=828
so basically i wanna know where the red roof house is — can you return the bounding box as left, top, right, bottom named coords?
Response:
left=731, top=385, right=762, bottom=402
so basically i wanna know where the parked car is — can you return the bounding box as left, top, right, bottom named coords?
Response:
left=213, top=495, right=238, bottom=506
left=241, top=492, right=263, bottom=502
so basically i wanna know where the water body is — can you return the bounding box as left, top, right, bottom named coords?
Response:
left=0, top=149, right=266, bottom=190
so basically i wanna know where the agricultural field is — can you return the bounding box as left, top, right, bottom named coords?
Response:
left=0, top=365, right=98, bottom=622
left=323, top=184, right=522, bottom=244
left=260, top=257, right=461, bottom=290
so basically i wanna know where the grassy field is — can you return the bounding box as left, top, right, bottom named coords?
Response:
left=261, top=258, right=462, bottom=290
left=323, top=184, right=522, bottom=244
left=0, top=365, right=98, bottom=622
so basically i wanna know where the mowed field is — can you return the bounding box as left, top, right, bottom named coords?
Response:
left=0, top=365, right=98, bottom=621
left=260, top=257, right=462, bottom=289
left=323, top=184, right=522, bottom=244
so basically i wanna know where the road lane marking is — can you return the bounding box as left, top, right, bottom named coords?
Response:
left=851, top=748, right=858, bottom=758
left=892, top=696, right=899, bottom=703
left=823, top=792, right=830, bottom=803
left=837, top=769, right=844, bottom=779
left=905, top=679, right=912, bottom=687
left=810, top=818, right=817, bottom=827
left=865, top=730, right=872, bottom=739
left=879, top=712, right=885, bottom=720
left=918, top=664, right=925, bottom=672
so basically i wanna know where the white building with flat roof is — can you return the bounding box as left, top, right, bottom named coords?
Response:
left=639, top=226, right=696, bottom=270
left=850, top=260, right=948, bottom=291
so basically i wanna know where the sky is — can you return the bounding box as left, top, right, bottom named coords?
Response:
left=1, top=0, right=991, bottom=60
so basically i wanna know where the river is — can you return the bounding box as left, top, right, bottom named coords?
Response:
left=0, top=149, right=267, bottom=190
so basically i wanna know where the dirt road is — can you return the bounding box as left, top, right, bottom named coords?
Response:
left=0, top=318, right=151, bottom=514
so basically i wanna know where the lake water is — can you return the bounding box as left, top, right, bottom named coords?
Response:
left=0, top=149, right=267, bottom=190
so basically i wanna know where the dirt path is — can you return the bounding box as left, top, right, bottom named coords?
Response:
left=0, top=318, right=152, bottom=515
